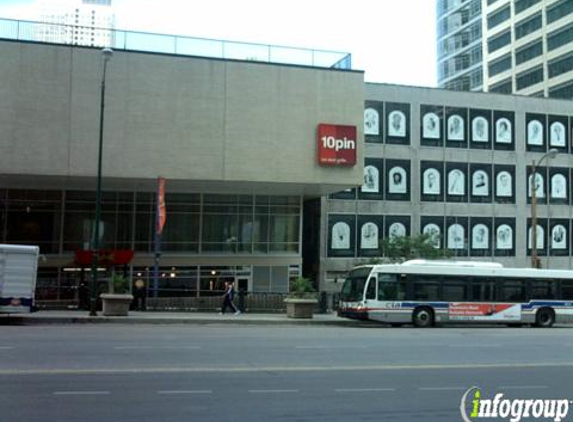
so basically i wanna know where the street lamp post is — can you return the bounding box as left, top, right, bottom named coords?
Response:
left=530, top=148, right=558, bottom=269
left=90, top=48, right=113, bottom=316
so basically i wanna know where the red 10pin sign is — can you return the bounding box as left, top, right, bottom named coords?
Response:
left=317, top=123, right=357, bottom=166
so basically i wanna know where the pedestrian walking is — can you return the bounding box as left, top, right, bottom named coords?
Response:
left=220, top=281, right=240, bottom=315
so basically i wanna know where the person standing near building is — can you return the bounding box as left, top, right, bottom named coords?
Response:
left=220, top=281, right=240, bottom=315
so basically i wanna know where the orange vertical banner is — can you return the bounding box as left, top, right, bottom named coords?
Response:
left=156, top=177, right=166, bottom=235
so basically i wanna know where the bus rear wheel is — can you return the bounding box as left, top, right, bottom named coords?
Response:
left=412, top=307, right=434, bottom=328
left=534, top=308, right=555, bottom=328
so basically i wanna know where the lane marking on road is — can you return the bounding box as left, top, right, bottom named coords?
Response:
left=157, top=390, right=212, bottom=395
left=448, top=344, right=501, bottom=348
left=335, top=388, right=396, bottom=393
left=248, top=389, right=299, bottom=394
left=53, top=391, right=110, bottom=395
left=0, top=347, right=14, bottom=350
left=295, top=345, right=368, bottom=350
left=114, top=346, right=201, bottom=350
left=3, top=362, right=573, bottom=376
left=418, top=387, right=467, bottom=391
left=498, top=385, right=549, bottom=390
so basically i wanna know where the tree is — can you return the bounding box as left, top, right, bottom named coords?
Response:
left=373, top=233, right=452, bottom=264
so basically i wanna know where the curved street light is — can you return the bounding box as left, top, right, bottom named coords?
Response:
left=530, top=148, right=559, bottom=269
left=90, top=48, right=113, bottom=316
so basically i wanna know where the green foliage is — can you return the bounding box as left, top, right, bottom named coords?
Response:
left=374, top=234, right=453, bottom=264
left=112, top=274, right=130, bottom=294
left=288, top=277, right=317, bottom=299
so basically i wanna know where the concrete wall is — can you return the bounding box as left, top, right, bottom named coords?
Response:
left=0, top=40, right=364, bottom=196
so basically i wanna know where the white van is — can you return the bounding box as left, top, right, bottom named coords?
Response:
left=0, top=244, right=39, bottom=313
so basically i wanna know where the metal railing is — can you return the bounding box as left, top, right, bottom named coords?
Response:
left=0, top=18, right=352, bottom=70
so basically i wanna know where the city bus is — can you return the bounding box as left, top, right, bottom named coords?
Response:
left=338, top=260, right=573, bottom=328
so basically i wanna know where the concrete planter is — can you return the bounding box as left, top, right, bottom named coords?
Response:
left=100, top=293, right=134, bottom=316
left=284, top=298, right=317, bottom=319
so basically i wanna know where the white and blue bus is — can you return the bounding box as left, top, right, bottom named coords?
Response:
left=338, top=260, right=573, bottom=328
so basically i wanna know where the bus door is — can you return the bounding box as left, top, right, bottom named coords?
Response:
left=364, top=274, right=377, bottom=305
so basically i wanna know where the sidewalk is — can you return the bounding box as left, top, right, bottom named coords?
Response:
left=0, top=310, right=372, bottom=327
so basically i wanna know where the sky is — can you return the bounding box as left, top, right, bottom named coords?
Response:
left=0, top=0, right=437, bottom=86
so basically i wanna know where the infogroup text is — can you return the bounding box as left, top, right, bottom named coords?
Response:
left=460, top=387, right=571, bottom=422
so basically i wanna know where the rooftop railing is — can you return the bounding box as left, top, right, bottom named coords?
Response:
left=0, top=17, right=352, bottom=70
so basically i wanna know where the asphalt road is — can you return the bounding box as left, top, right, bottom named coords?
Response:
left=2, top=324, right=573, bottom=422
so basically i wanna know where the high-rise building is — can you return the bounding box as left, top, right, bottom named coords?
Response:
left=437, top=0, right=573, bottom=99
left=36, top=0, right=114, bottom=47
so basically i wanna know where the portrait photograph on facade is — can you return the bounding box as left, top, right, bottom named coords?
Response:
left=423, top=168, right=440, bottom=194
left=494, top=221, right=514, bottom=255
left=470, top=109, right=492, bottom=149
left=386, top=216, right=410, bottom=240
left=526, top=118, right=544, bottom=147
left=471, top=169, right=489, bottom=197
left=472, top=116, right=489, bottom=143
left=447, top=223, right=465, bottom=250
left=388, top=110, right=406, bottom=137
left=494, top=166, right=515, bottom=203
left=421, top=162, right=444, bottom=202
left=357, top=215, right=384, bottom=257
left=386, top=160, right=411, bottom=201
left=421, top=105, right=443, bottom=146
left=447, top=114, right=464, bottom=141
left=422, top=223, right=442, bottom=248
left=359, top=159, right=384, bottom=200
left=549, top=121, right=566, bottom=148
left=364, top=101, right=383, bottom=143
left=327, top=215, right=356, bottom=257
left=527, top=169, right=546, bottom=203
left=446, top=165, right=468, bottom=202
left=471, top=223, right=490, bottom=251
left=527, top=223, right=546, bottom=252
left=550, top=220, right=570, bottom=256
left=550, top=172, right=568, bottom=201
left=494, top=111, right=515, bottom=150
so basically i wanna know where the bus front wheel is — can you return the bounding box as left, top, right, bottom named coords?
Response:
left=412, top=307, right=434, bottom=328
left=534, top=308, right=555, bottom=328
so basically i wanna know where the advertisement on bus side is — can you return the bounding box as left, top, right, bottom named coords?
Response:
left=449, top=303, right=521, bottom=321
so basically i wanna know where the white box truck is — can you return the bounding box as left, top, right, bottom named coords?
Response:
left=0, top=244, right=39, bottom=313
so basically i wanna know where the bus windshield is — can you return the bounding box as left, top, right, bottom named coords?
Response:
left=341, top=267, right=372, bottom=301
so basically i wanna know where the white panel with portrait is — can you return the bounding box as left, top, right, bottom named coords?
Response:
left=551, top=225, right=567, bottom=250
left=472, top=224, right=489, bottom=249
left=528, top=225, right=545, bottom=250
left=388, top=110, right=406, bottom=137
left=362, top=165, right=379, bottom=193
left=496, top=224, right=513, bottom=250
left=331, top=222, right=350, bottom=250
left=423, top=168, right=441, bottom=195
left=496, top=171, right=513, bottom=197
left=423, top=112, right=440, bottom=139
left=388, top=222, right=406, bottom=239
left=364, top=108, right=379, bottom=136
left=389, top=166, right=407, bottom=194
left=495, top=118, right=512, bottom=144
left=551, top=174, right=567, bottom=199
left=447, top=224, right=465, bottom=249
left=447, top=114, right=464, bottom=141
left=528, top=173, right=545, bottom=198
left=472, top=170, right=489, bottom=196
left=527, top=120, right=543, bottom=146
left=360, top=222, right=379, bottom=250
left=550, top=121, right=566, bottom=147
left=423, top=224, right=441, bottom=248
left=448, top=169, right=465, bottom=196
left=472, top=116, right=489, bottom=142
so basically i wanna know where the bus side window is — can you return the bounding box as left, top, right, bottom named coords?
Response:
left=471, top=278, right=496, bottom=302
left=531, top=280, right=555, bottom=300
left=377, top=274, right=404, bottom=300
left=411, top=275, right=440, bottom=301
left=365, top=278, right=376, bottom=300
left=500, top=280, right=526, bottom=303
left=561, top=280, right=573, bottom=300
